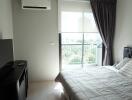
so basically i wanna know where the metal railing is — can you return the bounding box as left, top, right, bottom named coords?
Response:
left=62, top=43, right=98, bottom=65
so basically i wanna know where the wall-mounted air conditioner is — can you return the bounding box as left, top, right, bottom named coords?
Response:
left=21, top=0, right=51, bottom=10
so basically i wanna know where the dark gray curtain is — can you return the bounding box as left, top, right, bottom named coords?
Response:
left=90, top=0, right=117, bottom=65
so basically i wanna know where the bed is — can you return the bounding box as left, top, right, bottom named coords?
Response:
left=56, top=47, right=132, bottom=100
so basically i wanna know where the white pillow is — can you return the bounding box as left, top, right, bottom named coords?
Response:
left=104, top=66, right=119, bottom=72
left=119, top=59, right=132, bottom=78
left=114, top=58, right=130, bottom=70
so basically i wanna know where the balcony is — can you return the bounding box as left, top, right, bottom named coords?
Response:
left=61, top=33, right=102, bottom=69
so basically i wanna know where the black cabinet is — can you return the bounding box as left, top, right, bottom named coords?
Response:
left=0, top=60, right=28, bottom=100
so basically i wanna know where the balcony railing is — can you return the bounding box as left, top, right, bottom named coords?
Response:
left=62, top=43, right=99, bottom=66
left=61, top=33, right=102, bottom=69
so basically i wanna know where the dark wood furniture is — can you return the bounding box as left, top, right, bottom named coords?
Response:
left=0, top=60, right=28, bottom=100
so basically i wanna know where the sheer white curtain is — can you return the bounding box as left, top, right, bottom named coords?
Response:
left=60, top=0, right=98, bottom=33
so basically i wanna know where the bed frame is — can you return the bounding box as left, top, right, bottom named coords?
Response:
left=60, top=47, right=132, bottom=100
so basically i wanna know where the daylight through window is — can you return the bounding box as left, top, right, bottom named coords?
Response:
left=59, top=0, right=102, bottom=69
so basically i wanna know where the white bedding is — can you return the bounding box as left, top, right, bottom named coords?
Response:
left=56, top=66, right=132, bottom=100
left=103, top=66, right=119, bottom=72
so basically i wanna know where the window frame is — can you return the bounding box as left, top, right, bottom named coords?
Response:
left=58, top=0, right=102, bottom=70
left=61, top=32, right=100, bottom=68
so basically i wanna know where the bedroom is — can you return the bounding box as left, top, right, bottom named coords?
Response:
left=0, top=0, right=132, bottom=100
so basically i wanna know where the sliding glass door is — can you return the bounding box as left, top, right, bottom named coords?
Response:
left=61, top=33, right=102, bottom=69
left=59, top=0, right=102, bottom=69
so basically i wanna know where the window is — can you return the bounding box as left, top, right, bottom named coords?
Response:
left=59, top=0, right=102, bottom=69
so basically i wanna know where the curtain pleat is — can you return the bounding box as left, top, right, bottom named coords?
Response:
left=90, top=0, right=117, bottom=65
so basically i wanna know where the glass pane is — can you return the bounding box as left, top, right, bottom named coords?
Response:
left=62, top=33, right=83, bottom=44
left=61, top=12, right=83, bottom=32
left=62, top=45, right=82, bottom=65
left=84, top=12, right=98, bottom=32
left=84, top=33, right=102, bottom=45
left=83, top=44, right=97, bottom=64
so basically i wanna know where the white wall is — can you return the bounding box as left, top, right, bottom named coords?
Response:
left=0, top=0, right=13, bottom=39
left=114, top=0, right=132, bottom=62
left=12, top=0, right=59, bottom=81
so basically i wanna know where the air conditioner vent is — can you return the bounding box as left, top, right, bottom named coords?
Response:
left=21, top=0, right=51, bottom=10
left=23, top=6, right=47, bottom=9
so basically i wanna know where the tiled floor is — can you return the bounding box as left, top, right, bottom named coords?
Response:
left=27, top=81, right=65, bottom=100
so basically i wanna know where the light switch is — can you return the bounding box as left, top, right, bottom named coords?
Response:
left=49, top=42, right=55, bottom=46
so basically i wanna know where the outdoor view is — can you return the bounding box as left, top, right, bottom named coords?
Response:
left=61, top=33, right=102, bottom=68
left=60, top=1, right=102, bottom=69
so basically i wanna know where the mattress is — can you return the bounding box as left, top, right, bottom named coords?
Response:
left=55, top=66, right=132, bottom=100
